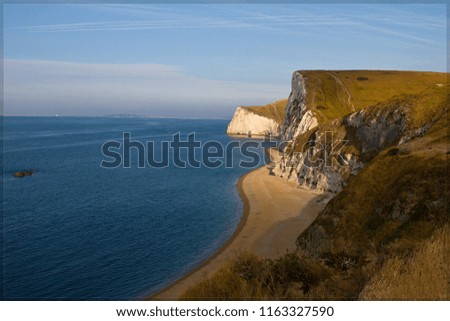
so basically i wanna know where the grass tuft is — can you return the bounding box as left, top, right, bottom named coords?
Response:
left=181, top=252, right=324, bottom=300
left=359, top=225, right=449, bottom=300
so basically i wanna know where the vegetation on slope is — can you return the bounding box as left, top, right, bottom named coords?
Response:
left=359, top=225, right=448, bottom=300
left=291, top=102, right=448, bottom=299
left=181, top=252, right=325, bottom=300
left=242, top=99, right=288, bottom=125
left=295, top=130, right=449, bottom=299
left=301, top=70, right=446, bottom=124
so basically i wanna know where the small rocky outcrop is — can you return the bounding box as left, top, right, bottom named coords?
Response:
left=13, top=170, right=34, bottom=178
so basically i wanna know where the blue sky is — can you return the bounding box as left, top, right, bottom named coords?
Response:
left=4, top=3, right=447, bottom=117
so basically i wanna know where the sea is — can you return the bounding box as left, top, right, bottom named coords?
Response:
left=2, top=116, right=266, bottom=300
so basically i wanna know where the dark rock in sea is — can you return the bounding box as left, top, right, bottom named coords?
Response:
left=13, top=171, right=34, bottom=178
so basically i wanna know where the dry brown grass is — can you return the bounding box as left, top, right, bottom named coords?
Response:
left=180, top=253, right=270, bottom=300
left=359, top=225, right=449, bottom=300
left=180, top=252, right=325, bottom=300
left=180, top=263, right=265, bottom=300
left=294, top=121, right=449, bottom=299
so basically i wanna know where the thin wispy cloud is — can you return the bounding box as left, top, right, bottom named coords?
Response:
left=11, top=19, right=256, bottom=32
left=361, top=24, right=441, bottom=46
left=9, top=4, right=443, bottom=47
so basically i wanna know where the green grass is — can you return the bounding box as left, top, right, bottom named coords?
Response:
left=301, top=70, right=447, bottom=124
left=242, top=99, right=288, bottom=125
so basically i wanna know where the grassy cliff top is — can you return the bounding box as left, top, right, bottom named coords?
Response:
left=241, top=99, right=288, bottom=125
left=300, top=70, right=447, bottom=124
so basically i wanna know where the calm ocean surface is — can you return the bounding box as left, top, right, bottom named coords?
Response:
left=3, top=117, right=265, bottom=300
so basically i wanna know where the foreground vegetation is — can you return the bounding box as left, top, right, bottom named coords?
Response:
left=181, top=252, right=323, bottom=300
left=183, top=225, right=448, bottom=300
left=360, top=225, right=448, bottom=300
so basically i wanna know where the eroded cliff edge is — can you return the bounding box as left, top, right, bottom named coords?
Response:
left=272, top=70, right=447, bottom=197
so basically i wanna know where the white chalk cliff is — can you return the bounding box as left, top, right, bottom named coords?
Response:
left=273, top=71, right=346, bottom=194
left=227, top=107, right=281, bottom=137
left=281, top=71, right=318, bottom=142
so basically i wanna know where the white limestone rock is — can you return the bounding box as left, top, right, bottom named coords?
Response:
left=227, top=107, right=281, bottom=137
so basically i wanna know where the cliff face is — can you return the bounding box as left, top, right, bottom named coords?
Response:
left=227, top=107, right=281, bottom=136
left=281, top=71, right=318, bottom=142
left=273, top=71, right=356, bottom=194
left=272, top=70, right=447, bottom=197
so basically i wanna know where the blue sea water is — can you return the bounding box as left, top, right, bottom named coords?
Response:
left=2, top=117, right=265, bottom=300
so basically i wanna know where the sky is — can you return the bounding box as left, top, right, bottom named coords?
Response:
left=3, top=3, right=447, bottom=117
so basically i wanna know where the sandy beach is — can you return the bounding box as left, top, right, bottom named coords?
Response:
left=150, top=166, right=323, bottom=300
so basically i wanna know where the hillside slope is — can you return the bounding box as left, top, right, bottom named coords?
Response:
left=280, top=70, right=448, bottom=299
left=296, top=115, right=449, bottom=299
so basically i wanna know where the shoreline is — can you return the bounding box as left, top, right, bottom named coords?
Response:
left=148, top=166, right=322, bottom=300
left=147, top=169, right=253, bottom=300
